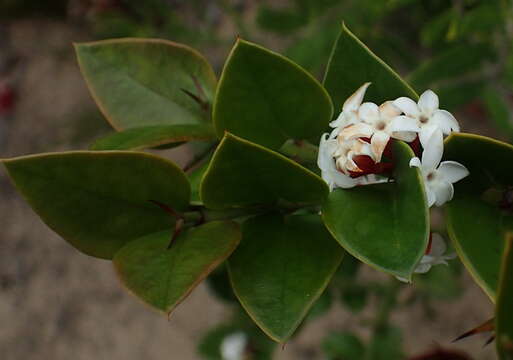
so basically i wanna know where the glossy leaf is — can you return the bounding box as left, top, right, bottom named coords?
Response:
left=114, top=221, right=241, bottom=313
left=3, top=151, right=190, bottom=259
left=323, top=22, right=418, bottom=109
left=445, top=133, right=513, bottom=300
left=322, top=141, right=429, bottom=280
left=75, top=38, right=217, bottom=130
left=90, top=124, right=216, bottom=150
left=228, top=214, right=344, bottom=342
left=496, top=233, right=513, bottom=360
left=213, top=39, right=333, bottom=150
left=200, top=133, right=328, bottom=209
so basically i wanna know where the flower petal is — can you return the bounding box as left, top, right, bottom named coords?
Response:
left=419, top=124, right=438, bottom=149
left=343, top=82, right=371, bottom=113
left=358, top=102, right=380, bottom=124
left=414, top=262, right=432, bottom=274
left=339, top=122, right=374, bottom=140
left=390, top=115, right=420, bottom=133
left=418, top=89, right=439, bottom=116
left=379, top=101, right=402, bottom=120
left=421, top=128, right=443, bottom=172
left=438, top=161, right=469, bottom=183
left=409, top=157, right=421, bottom=168
left=432, top=180, right=454, bottom=206
left=371, top=131, right=390, bottom=162
left=393, top=97, right=420, bottom=118
left=393, top=131, right=417, bottom=142
left=426, top=186, right=436, bottom=207
left=329, top=112, right=347, bottom=129
left=331, top=170, right=358, bottom=189
left=317, top=133, right=337, bottom=170
left=431, top=109, right=460, bottom=134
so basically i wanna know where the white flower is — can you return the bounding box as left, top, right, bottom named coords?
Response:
left=409, top=129, right=469, bottom=207
left=317, top=133, right=359, bottom=190
left=329, top=82, right=371, bottom=129
left=396, top=233, right=456, bottom=282
left=220, top=332, right=247, bottom=360
left=393, top=90, right=460, bottom=148
left=338, top=100, right=419, bottom=161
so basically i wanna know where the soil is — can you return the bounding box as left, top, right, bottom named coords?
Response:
left=0, top=19, right=497, bottom=360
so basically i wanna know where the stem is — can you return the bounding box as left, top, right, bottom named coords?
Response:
left=182, top=206, right=269, bottom=225
left=365, top=278, right=401, bottom=360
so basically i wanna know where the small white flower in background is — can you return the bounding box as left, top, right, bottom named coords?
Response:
left=329, top=82, right=371, bottom=129
left=393, top=89, right=460, bottom=147
left=220, top=332, right=248, bottom=360
left=338, top=100, right=419, bottom=161
left=409, top=128, right=469, bottom=207
left=397, top=233, right=456, bottom=282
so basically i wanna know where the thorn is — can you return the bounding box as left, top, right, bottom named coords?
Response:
left=484, top=335, right=495, bottom=347
left=149, top=200, right=182, bottom=219
left=452, top=318, right=494, bottom=343
left=180, top=88, right=209, bottom=111
left=168, top=218, right=184, bottom=250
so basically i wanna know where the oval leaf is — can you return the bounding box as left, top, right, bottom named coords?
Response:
left=445, top=133, right=513, bottom=300
left=90, top=124, right=216, bottom=150
left=228, top=214, right=344, bottom=342
left=75, top=38, right=217, bottom=130
left=200, top=133, right=328, bottom=209
left=323, top=23, right=418, bottom=108
left=496, top=233, right=513, bottom=359
left=213, top=39, right=333, bottom=150
left=3, top=151, right=190, bottom=259
left=322, top=141, right=429, bottom=280
left=114, top=221, right=241, bottom=313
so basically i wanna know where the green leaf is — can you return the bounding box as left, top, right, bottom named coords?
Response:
left=228, top=214, right=344, bottom=342
left=188, top=156, right=211, bottom=205
left=482, top=89, right=513, bottom=141
left=3, top=151, right=190, bottom=259
left=367, top=326, right=404, bottom=360
left=445, top=133, right=513, bottom=300
left=496, top=233, right=513, bottom=360
left=322, top=141, right=429, bottom=280
left=200, top=133, right=328, bottom=210
left=90, top=124, right=217, bottom=150
left=213, top=39, right=333, bottom=150
left=408, top=43, right=493, bottom=90
left=75, top=38, right=217, bottom=130
left=322, top=331, right=365, bottom=360
left=114, top=221, right=241, bottom=313
left=323, top=22, right=418, bottom=109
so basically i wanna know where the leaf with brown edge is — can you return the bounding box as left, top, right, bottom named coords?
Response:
left=90, top=124, right=216, bottom=150
left=497, top=233, right=513, bottom=359
left=3, top=151, right=190, bottom=259
left=75, top=38, right=217, bottom=130
left=114, top=221, right=241, bottom=313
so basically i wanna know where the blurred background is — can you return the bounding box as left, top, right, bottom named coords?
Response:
left=1, top=0, right=511, bottom=359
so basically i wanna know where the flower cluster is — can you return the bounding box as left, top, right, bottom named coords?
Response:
left=317, top=83, right=469, bottom=208
left=318, top=83, right=470, bottom=280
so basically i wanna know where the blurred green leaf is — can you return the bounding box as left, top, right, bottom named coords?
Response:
left=323, top=22, right=418, bottom=110
left=445, top=133, right=513, bottom=300
left=75, top=39, right=217, bottom=130
left=3, top=151, right=190, bottom=259
left=256, top=5, right=309, bottom=34
left=322, top=141, right=429, bottom=280
left=205, top=264, right=238, bottom=304
left=496, top=233, right=513, bottom=360
left=322, top=331, right=365, bottom=360
left=482, top=89, right=513, bottom=141
left=367, top=326, right=405, bottom=360
left=114, top=221, right=241, bottom=312
left=228, top=214, right=344, bottom=342
left=435, top=80, right=485, bottom=111
left=408, top=43, right=493, bottom=90
left=200, top=133, right=328, bottom=209
left=213, top=39, right=333, bottom=150
left=90, top=124, right=216, bottom=150
left=307, top=289, right=333, bottom=320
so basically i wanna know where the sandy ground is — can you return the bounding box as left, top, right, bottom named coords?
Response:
left=0, top=20, right=498, bottom=360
